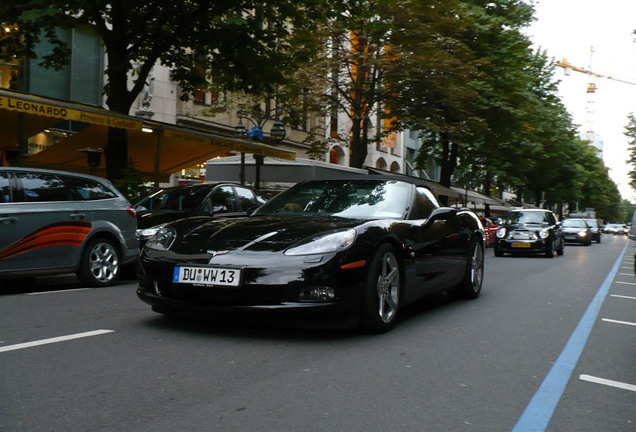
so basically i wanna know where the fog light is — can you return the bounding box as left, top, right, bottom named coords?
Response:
left=299, top=286, right=335, bottom=302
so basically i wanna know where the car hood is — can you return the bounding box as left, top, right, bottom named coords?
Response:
left=137, top=210, right=192, bottom=229
left=562, top=226, right=587, bottom=233
left=502, top=223, right=548, bottom=232
left=170, top=216, right=364, bottom=254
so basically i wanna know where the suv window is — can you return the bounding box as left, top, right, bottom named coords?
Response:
left=63, top=176, right=118, bottom=201
left=0, top=172, right=11, bottom=203
left=16, top=172, right=70, bottom=202
left=208, top=186, right=235, bottom=212
left=235, top=186, right=258, bottom=211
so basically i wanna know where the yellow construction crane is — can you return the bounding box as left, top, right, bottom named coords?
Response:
left=556, top=58, right=636, bottom=89
left=555, top=56, right=636, bottom=145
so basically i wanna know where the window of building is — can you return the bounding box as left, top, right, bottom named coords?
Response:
left=28, top=26, right=103, bottom=105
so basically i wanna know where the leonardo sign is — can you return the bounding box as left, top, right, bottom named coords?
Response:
left=0, top=95, right=141, bottom=130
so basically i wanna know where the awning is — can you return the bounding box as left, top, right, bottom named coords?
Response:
left=450, top=186, right=503, bottom=206
left=0, top=89, right=295, bottom=181
left=365, top=167, right=463, bottom=200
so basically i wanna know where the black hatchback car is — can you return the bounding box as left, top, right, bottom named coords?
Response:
left=135, top=182, right=265, bottom=246
left=494, top=209, right=565, bottom=258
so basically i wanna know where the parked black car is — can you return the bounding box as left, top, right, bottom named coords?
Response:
left=137, top=177, right=485, bottom=332
left=494, top=209, right=565, bottom=258
left=561, top=218, right=592, bottom=245
left=135, top=182, right=265, bottom=247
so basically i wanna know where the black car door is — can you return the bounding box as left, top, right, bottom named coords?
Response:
left=405, top=187, right=461, bottom=300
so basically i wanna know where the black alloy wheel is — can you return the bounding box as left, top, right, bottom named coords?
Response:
left=450, top=238, right=484, bottom=299
left=361, top=243, right=401, bottom=333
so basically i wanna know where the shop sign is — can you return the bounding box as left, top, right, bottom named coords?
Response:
left=0, top=95, right=141, bottom=130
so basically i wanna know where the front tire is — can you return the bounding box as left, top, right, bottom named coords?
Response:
left=78, top=238, right=121, bottom=287
left=361, top=244, right=401, bottom=333
left=545, top=239, right=555, bottom=258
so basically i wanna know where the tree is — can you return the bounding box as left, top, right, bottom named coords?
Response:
left=305, top=0, right=398, bottom=168
left=626, top=113, right=636, bottom=190
left=1, top=0, right=331, bottom=182
left=388, top=0, right=484, bottom=190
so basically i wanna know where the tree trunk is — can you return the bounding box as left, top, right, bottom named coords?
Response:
left=349, top=118, right=367, bottom=168
left=439, top=135, right=458, bottom=188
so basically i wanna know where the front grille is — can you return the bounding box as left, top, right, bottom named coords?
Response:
left=159, top=283, right=285, bottom=306
left=509, top=230, right=536, bottom=240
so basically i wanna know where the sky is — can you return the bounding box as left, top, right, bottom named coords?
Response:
left=526, top=0, right=636, bottom=202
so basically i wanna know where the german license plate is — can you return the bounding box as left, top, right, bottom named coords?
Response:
left=173, top=266, right=241, bottom=287
left=512, top=242, right=531, bottom=248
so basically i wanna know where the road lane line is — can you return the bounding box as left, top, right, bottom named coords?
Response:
left=615, top=281, right=636, bottom=286
left=0, top=330, right=114, bottom=353
left=512, top=242, right=628, bottom=432
left=27, top=288, right=91, bottom=295
left=602, top=318, right=636, bottom=327
left=580, top=375, right=636, bottom=392
left=611, top=294, right=636, bottom=300
left=618, top=273, right=634, bottom=276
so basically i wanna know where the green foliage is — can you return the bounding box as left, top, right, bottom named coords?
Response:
left=113, top=159, right=149, bottom=203
left=626, top=113, right=636, bottom=190
left=2, top=0, right=336, bottom=179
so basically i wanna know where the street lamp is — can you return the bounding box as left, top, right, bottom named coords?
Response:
left=234, top=106, right=287, bottom=144
left=234, top=105, right=288, bottom=190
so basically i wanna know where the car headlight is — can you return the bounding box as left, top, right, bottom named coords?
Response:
left=285, top=229, right=357, bottom=256
left=539, top=228, right=550, bottom=239
left=136, top=224, right=166, bottom=240
left=577, top=230, right=588, bottom=237
left=145, top=226, right=177, bottom=251
left=496, top=228, right=507, bottom=239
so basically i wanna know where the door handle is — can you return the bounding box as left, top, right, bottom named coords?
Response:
left=0, top=216, right=17, bottom=224
left=70, top=213, right=86, bottom=220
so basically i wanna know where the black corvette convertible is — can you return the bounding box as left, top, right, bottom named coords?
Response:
left=137, top=177, right=485, bottom=332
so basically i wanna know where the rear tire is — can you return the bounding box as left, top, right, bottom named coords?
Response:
left=78, top=238, right=121, bottom=287
left=449, top=238, right=484, bottom=299
left=361, top=244, right=401, bottom=333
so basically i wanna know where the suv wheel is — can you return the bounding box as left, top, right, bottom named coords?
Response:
left=79, top=238, right=121, bottom=287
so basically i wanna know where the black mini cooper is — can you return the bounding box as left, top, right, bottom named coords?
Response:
left=494, top=209, right=565, bottom=258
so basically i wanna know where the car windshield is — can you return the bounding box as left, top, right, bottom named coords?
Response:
left=135, top=185, right=212, bottom=212
left=505, top=211, right=548, bottom=225
left=254, top=179, right=410, bottom=219
left=563, top=219, right=587, bottom=228
left=585, top=219, right=598, bottom=227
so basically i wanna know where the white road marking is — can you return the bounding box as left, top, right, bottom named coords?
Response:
left=0, top=330, right=114, bottom=353
left=611, top=294, right=636, bottom=300
left=618, top=273, right=634, bottom=276
left=27, top=288, right=91, bottom=295
left=602, top=318, right=636, bottom=327
left=580, top=375, right=636, bottom=392
left=615, top=281, right=636, bottom=286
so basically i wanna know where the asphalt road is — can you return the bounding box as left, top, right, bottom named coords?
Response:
left=1, top=235, right=635, bottom=432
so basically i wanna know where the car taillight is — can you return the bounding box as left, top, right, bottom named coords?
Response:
left=127, top=206, right=137, bottom=218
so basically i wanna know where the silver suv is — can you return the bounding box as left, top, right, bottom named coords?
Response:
left=0, top=167, right=139, bottom=287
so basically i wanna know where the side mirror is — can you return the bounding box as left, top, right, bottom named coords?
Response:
left=211, top=204, right=227, bottom=215
left=425, top=207, right=456, bottom=224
